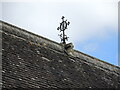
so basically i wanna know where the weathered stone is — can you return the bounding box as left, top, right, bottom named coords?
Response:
left=1, top=21, right=120, bottom=89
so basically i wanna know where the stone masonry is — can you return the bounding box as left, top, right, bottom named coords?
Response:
left=0, top=21, right=120, bottom=89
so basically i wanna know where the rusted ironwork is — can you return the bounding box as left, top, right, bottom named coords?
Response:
left=57, top=16, right=70, bottom=44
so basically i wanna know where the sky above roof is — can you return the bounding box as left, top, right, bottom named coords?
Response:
left=0, top=0, right=119, bottom=66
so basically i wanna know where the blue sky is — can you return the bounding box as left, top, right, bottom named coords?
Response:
left=0, top=0, right=119, bottom=66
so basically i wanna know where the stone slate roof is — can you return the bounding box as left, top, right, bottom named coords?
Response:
left=0, top=21, right=120, bottom=89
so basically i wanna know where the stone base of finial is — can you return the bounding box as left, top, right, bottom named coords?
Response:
left=60, top=43, right=74, bottom=55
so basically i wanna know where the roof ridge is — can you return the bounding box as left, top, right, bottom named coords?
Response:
left=1, top=20, right=119, bottom=75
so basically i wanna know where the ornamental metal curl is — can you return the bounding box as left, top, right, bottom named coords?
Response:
left=57, top=16, right=70, bottom=44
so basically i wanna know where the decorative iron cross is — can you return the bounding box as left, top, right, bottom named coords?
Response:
left=57, top=16, right=70, bottom=44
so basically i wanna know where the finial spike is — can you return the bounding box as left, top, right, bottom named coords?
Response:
left=57, top=16, right=70, bottom=44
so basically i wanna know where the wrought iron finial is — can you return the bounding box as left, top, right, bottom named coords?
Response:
left=57, top=16, right=70, bottom=44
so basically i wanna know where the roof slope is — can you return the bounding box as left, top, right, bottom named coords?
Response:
left=1, top=21, right=120, bottom=89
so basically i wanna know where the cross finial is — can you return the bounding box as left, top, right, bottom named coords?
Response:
left=57, top=16, right=70, bottom=44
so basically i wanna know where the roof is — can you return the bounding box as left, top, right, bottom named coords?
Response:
left=1, top=21, right=120, bottom=89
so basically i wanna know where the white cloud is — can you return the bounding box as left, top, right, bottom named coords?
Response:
left=1, top=0, right=118, bottom=44
left=1, top=0, right=119, bottom=3
left=82, top=43, right=98, bottom=52
left=0, top=2, right=2, bottom=19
